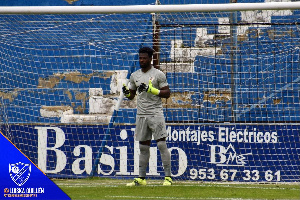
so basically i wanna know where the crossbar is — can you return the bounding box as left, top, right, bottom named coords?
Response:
left=0, top=2, right=300, bottom=14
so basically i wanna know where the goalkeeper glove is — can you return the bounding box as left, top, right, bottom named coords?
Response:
left=138, top=83, right=148, bottom=93
left=138, top=80, right=160, bottom=95
left=122, top=84, right=131, bottom=98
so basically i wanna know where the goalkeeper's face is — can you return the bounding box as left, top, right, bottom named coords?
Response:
left=139, top=53, right=152, bottom=69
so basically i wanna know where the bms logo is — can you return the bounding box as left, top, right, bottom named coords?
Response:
left=9, top=162, right=31, bottom=186
left=209, top=144, right=252, bottom=166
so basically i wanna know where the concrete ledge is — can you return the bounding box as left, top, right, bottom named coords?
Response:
left=40, top=106, right=73, bottom=117
left=61, top=114, right=112, bottom=124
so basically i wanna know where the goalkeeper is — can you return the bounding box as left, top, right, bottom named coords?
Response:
left=123, top=47, right=172, bottom=186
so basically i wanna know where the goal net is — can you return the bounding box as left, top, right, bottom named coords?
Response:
left=0, top=1, right=299, bottom=182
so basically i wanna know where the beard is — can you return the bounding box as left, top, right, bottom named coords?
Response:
left=139, top=62, right=150, bottom=68
left=140, top=64, right=147, bottom=68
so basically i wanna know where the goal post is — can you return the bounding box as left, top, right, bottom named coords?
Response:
left=0, top=2, right=299, bottom=182
left=1, top=2, right=300, bottom=14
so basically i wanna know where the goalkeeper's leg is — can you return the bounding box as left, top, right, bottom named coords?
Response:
left=157, top=138, right=172, bottom=185
left=139, top=142, right=150, bottom=178
left=126, top=141, right=150, bottom=186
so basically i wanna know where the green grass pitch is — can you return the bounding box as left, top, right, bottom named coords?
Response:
left=54, top=178, right=300, bottom=200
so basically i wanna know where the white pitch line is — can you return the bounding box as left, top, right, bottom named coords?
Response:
left=56, top=183, right=300, bottom=191
left=106, top=195, right=257, bottom=200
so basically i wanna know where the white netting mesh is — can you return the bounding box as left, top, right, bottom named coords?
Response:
left=0, top=3, right=299, bottom=182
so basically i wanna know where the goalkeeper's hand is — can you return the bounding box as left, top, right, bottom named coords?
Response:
left=122, top=84, right=131, bottom=98
left=138, top=82, right=148, bottom=93
left=138, top=80, right=160, bottom=95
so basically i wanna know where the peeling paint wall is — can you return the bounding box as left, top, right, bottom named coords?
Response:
left=37, top=71, right=113, bottom=89
left=0, top=90, right=19, bottom=102
left=169, top=92, right=195, bottom=108
left=203, top=90, right=231, bottom=104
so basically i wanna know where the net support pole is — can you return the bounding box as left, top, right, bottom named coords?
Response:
left=153, top=0, right=161, bottom=69
left=230, top=0, right=238, bottom=122
left=152, top=14, right=160, bottom=69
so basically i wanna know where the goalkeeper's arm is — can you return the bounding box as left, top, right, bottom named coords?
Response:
left=156, top=85, right=170, bottom=99
left=138, top=80, right=170, bottom=99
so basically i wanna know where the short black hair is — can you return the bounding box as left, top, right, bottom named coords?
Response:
left=139, top=47, right=154, bottom=58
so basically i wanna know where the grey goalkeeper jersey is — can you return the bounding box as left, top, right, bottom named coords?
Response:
left=129, top=66, right=168, bottom=116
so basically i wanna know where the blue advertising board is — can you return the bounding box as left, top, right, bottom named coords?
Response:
left=3, top=124, right=300, bottom=182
